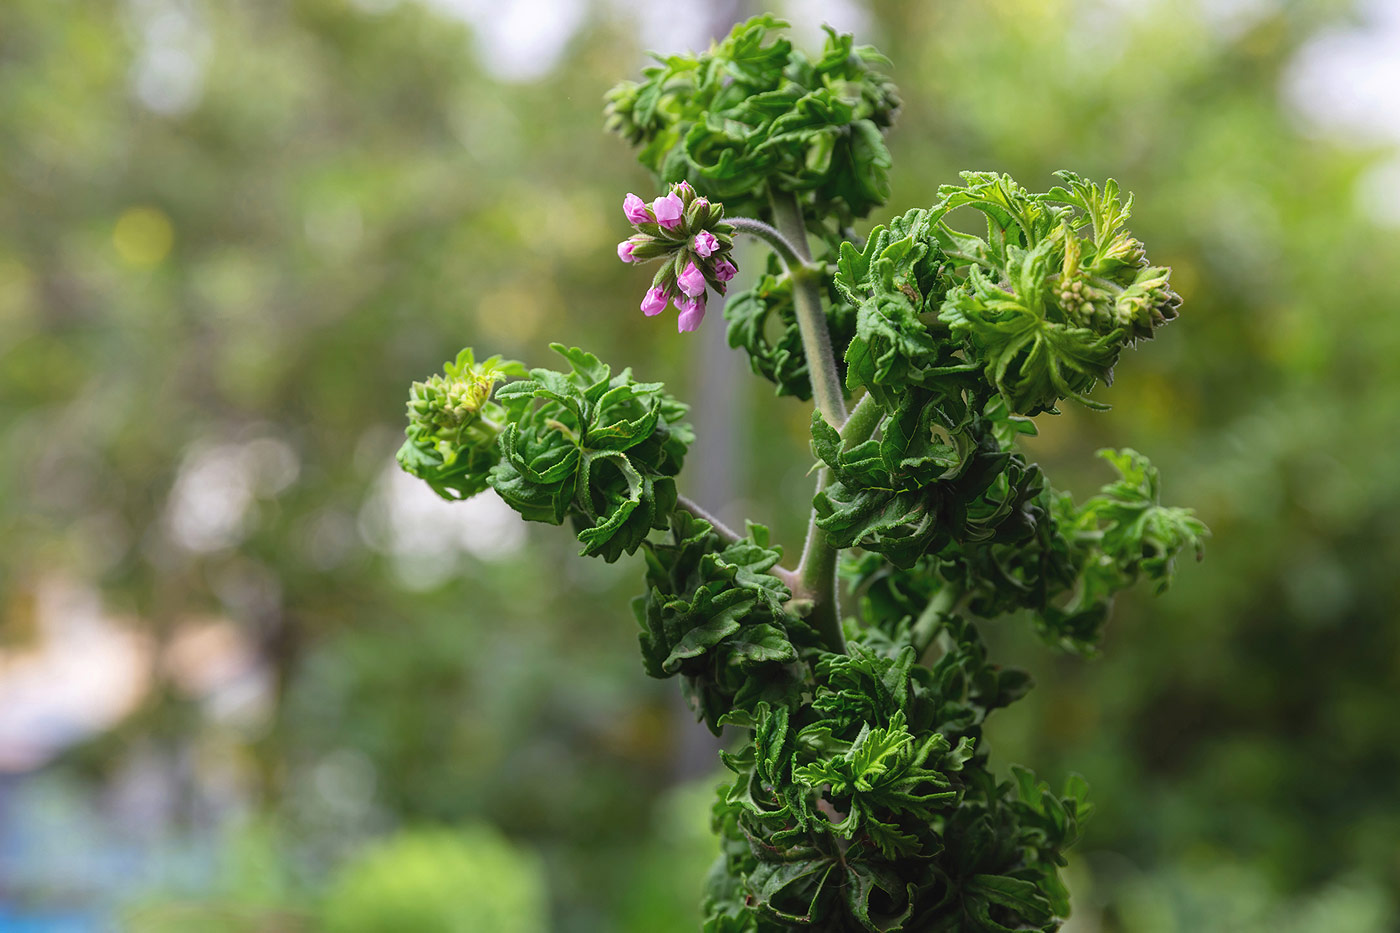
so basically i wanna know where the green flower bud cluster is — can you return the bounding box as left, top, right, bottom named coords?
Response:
left=397, top=349, right=525, bottom=501
left=407, top=353, right=511, bottom=436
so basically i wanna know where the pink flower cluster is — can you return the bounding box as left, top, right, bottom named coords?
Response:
left=615, top=181, right=738, bottom=333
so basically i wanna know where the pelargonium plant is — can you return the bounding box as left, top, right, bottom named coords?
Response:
left=398, top=15, right=1205, bottom=931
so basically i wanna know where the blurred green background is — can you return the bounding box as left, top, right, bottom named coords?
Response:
left=2, top=0, right=1398, bottom=930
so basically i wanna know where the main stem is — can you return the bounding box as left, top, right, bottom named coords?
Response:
left=769, top=190, right=849, bottom=653
left=768, top=191, right=847, bottom=429
left=731, top=194, right=863, bottom=654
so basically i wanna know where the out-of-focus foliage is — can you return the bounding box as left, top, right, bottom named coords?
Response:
left=119, top=820, right=312, bottom=932
left=2, top=0, right=1399, bottom=930
left=0, top=0, right=691, bottom=928
left=319, top=827, right=547, bottom=933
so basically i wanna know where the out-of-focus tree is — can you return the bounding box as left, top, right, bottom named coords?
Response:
left=1, top=0, right=699, bottom=927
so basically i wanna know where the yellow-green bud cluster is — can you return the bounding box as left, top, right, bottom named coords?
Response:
left=397, top=349, right=526, bottom=501
left=406, top=350, right=519, bottom=441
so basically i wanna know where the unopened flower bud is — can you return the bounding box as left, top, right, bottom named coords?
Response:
left=641, top=286, right=670, bottom=316
left=623, top=193, right=650, bottom=224
left=652, top=192, right=684, bottom=230
left=405, top=349, right=521, bottom=440
left=678, top=261, right=707, bottom=297
left=676, top=293, right=706, bottom=333
left=616, top=181, right=734, bottom=333
left=693, top=230, right=719, bottom=257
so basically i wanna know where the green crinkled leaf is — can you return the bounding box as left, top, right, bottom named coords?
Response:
left=811, top=391, right=1020, bottom=569
left=482, top=344, right=692, bottom=561
left=747, top=858, right=837, bottom=924
left=728, top=623, right=799, bottom=665
left=844, top=862, right=918, bottom=932
left=833, top=208, right=958, bottom=407
left=636, top=515, right=803, bottom=731
left=966, top=874, right=1055, bottom=925
left=662, top=589, right=754, bottom=669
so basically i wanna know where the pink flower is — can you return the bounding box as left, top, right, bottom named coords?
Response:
left=693, top=230, right=719, bottom=257
left=677, top=261, right=707, bottom=298
left=676, top=293, right=706, bottom=332
left=617, top=239, right=639, bottom=263
left=652, top=192, right=684, bottom=230
left=714, top=258, right=738, bottom=283
left=641, top=286, right=670, bottom=317
left=623, top=193, right=650, bottom=225
left=674, top=181, right=694, bottom=198
left=692, top=197, right=709, bottom=213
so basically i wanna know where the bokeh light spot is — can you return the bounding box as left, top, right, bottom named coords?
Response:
left=112, top=206, right=174, bottom=266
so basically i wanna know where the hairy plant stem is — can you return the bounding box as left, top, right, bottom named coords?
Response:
left=911, top=584, right=966, bottom=659
left=726, top=218, right=805, bottom=272
left=794, top=469, right=842, bottom=650
left=768, top=192, right=847, bottom=430
left=763, top=191, right=848, bottom=652
left=840, top=392, right=882, bottom=447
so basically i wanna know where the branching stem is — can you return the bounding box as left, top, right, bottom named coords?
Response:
left=677, top=493, right=800, bottom=593
left=768, top=192, right=847, bottom=430
left=731, top=194, right=859, bottom=654
left=727, top=218, right=805, bottom=272
left=676, top=493, right=744, bottom=546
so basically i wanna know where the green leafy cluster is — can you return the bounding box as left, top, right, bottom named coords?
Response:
left=605, top=14, right=899, bottom=224
left=401, top=344, right=694, bottom=562
left=635, top=513, right=810, bottom=732
left=611, top=14, right=896, bottom=399
left=832, top=172, right=1180, bottom=417
left=704, top=631, right=1091, bottom=932
left=810, top=386, right=1035, bottom=571
left=490, top=344, right=694, bottom=561
left=846, top=447, right=1209, bottom=657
